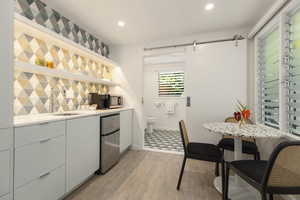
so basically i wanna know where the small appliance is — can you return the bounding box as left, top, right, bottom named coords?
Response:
left=109, top=95, right=122, bottom=109
left=88, top=93, right=122, bottom=109
left=88, top=93, right=109, bottom=109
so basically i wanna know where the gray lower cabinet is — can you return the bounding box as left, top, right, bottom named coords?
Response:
left=13, top=121, right=66, bottom=200
left=66, top=115, right=100, bottom=193
left=120, top=109, right=133, bottom=153
left=0, top=129, right=10, bottom=199
left=1, top=1, right=14, bottom=200
left=0, top=194, right=10, bottom=200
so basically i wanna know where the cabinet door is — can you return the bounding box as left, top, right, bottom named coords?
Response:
left=14, top=165, right=65, bottom=200
left=14, top=121, right=65, bottom=147
left=0, top=128, right=10, bottom=153
left=0, top=0, right=13, bottom=129
left=120, top=109, right=133, bottom=153
left=0, top=193, right=10, bottom=200
left=14, top=135, right=65, bottom=189
left=66, top=115, right=100, bottom=193
left=0, top=128, right=11, bottom=199
left=0, top=150, right=10, bottom=197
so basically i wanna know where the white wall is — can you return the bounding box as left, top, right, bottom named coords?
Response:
left=144, top=62, right=185, bottom=130
left=110, top=45, right=144, bottom=150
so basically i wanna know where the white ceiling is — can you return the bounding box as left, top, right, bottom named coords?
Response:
left=41, top=0, right=277, bottom=46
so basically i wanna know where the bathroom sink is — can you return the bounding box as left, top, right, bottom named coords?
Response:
left=50, top=113, right=82, bottom=116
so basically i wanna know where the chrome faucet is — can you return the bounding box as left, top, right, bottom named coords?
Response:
left=50, top=82, right=66, bottom=113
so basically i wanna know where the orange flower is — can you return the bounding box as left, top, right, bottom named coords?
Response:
left=236, top=99, right=250, bottom=119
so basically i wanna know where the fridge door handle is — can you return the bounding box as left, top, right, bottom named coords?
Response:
left=102, top=129, right=120, bottom=136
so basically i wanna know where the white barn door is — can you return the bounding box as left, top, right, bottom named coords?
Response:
left=185, top=40, right=247, bottom=143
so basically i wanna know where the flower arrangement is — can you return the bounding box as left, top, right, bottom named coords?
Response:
left=234, top=99, right=250, bottom=126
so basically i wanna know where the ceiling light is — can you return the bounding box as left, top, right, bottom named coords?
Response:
left=205, top=3, right=214, bottom=10
left=118, top=21, right=125, bottom=27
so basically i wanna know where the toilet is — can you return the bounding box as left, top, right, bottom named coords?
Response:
left=144, top=106, right=156, bottom=133
left=147, top=117, right=156, bottom=133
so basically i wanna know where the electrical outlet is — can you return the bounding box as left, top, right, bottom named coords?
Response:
left=66, top=90, right=73, bottom=98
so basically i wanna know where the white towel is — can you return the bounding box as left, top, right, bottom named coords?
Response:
left=165, top=102, right=175, bottom=114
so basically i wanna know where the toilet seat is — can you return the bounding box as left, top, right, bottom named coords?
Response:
left=147, top=117, right=156, bottom=124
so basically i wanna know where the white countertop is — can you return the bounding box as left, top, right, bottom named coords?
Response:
left=14, top=108, right=132, bottom=127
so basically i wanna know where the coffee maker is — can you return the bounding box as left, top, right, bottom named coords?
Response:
left=88, top=93, right=110, bottom=109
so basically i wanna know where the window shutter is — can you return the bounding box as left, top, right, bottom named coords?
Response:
left=158, top=71, right=184, bottom=97
left=257, top=27, right=280, bottom=129
left=285, top=9, right=300, bottom=136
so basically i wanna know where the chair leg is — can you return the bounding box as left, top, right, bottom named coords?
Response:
left=260, top=192, right=268, bottom=200
left=257, top=151, right=260, bottom=160
left=221, top=160, right=225, bottom=200
left=215, top=162, right=219, bottom=176
left=224, top=162, right=230, bottom=200
left=216, top=148, right=224, bottom=177
left=269, top=193, right=273, bottom=200
left=177, top=156, right=187, bottom=190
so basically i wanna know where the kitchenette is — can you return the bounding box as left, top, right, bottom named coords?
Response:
left=13, top=108, right=133, bottom=200
left=10, top=10, right=134, bottom=200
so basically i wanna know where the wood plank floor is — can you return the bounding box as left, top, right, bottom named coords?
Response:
left=63, top=150, right=283, bottom=200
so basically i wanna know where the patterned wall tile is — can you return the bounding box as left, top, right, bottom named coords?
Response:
left=14, top=32, right=110, bottom=76
left=13, top=0, right=114, bottom=116
left=14, top=0, right=110, bottom=58
left=14, top=70, right=109, bottom=115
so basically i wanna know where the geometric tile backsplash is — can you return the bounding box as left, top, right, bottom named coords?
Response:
left=13, top=30, right=111, bottom=115
left=14, top=71, right=108, bottom=115
left=14, top=32, right=109, bottom=74
left=13, top=0, right=113, bottom=116
left=14, top=0, right=110, bottom=58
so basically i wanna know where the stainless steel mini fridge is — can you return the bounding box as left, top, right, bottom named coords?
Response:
left=99, top=113, right=120, bottom=173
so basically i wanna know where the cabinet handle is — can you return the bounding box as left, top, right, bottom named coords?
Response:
left=39, top=138, right=51, bottom=142
left=39, top=172, right=50, bottom=178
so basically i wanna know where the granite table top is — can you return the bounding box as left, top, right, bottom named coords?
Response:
left=203, top=122, right=285, bottom=138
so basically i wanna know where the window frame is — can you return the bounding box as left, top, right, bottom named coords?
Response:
left=256, top=25, right=281, bottom=129
left=156, top=68, right=185, bottom=99
left=254, top=0, right=300, bottom=139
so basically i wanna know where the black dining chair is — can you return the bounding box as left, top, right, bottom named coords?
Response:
left=224, top=141, right=300, bottom=200
left=215, top=117, right=260, bottom=176
left=177, top=120, right=225, bottom=197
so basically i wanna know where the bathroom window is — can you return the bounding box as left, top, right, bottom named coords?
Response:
left=158, top=70, right=184, bottom=97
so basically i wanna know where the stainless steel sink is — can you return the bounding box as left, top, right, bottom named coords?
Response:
left=50, top=113, right=82, bottom=116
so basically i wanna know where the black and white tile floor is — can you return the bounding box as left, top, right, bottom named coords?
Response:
left=144, top=129, right=183, bottom=153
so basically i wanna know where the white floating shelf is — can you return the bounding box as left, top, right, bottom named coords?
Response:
left=14, top=13, right=120, bottom=69
left=15, top=61, right=120, bottom=86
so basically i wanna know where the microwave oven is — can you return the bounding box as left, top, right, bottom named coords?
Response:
left=109, top=95, right=122, bottom=108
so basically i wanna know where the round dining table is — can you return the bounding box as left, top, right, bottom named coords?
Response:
left=203, top=122, right=285, bottom=200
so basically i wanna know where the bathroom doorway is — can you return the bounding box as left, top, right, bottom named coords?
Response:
left=142, top=50, right=186, bottom=154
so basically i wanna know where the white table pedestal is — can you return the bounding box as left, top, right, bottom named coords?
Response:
left=234, top=137, right=243, bottom=186
left=214, top=138, right=261, bottom=199
left=214, top=176, right=261, bottom=200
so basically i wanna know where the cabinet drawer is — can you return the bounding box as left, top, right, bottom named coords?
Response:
left=14, top=120, right=65, bottom=147
left=14, top=135, right=65, bottom=189
left=0, top=150, right=10, bottom=197
left=0, top=129, right=10, bottom=152
left=0, top=193, right=10, bottom=200
left=14, top=165, right=65, bottom=200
